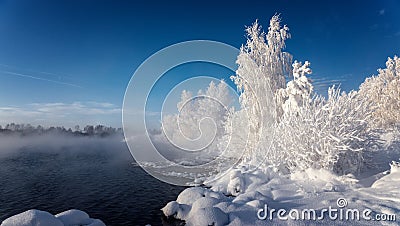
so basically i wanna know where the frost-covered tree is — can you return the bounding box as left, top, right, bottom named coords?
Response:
left=229, top=15, right=292, bottom=164
left=222, top=15, right=381, bottom=175
left=159, top=15, right=396, bottom=178
left=276, top=60, right=313, bottom=115
left=359, top=56, right=400, bottom=129
left=161, top=81, right=232, bottom=156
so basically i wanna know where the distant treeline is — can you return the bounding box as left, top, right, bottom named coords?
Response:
left=0, top=123, right=122, bottom=137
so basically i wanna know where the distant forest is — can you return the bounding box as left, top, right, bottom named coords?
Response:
left=0, top=123, right=122, bottom=137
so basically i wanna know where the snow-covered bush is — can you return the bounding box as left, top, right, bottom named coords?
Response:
left=160, top=15, right=395, bottom=177
left=270, top=87, right=378, bottom=174
left=276, top=60, right=313, bottom=115
left=161, top=80, right=232, bottom=157
left=162, top=14, right=400, bottom=225
left=359, top=56, right=400, bottom=129
left=224, top=15, right=379, bottom=175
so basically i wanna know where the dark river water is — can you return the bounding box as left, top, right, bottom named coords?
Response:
left=0, top=142, right=186, bottom=226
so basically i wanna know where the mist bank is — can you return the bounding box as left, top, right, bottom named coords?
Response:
left=0, top=123, right=122, bottom=137
left=0, top=124, right=131, bottom=162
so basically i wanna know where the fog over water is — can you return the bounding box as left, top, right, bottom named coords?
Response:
left=0, top=133, right=185, bottom=225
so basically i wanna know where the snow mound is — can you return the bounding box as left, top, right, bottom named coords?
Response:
left=55, top=209, right=92, bottom=225
left=1, top=209, right=105, bottom=226
left=176, top=187, right=228, bottom=205
left=227, top=170, right=245, bottom=196
left=291, top=168, right=358, bottom=192
left=1, top=210, right=63, bottom=226
left=176, top=187, right=206, bottom=205
left=371, top=160, right=400, bottom=191
left=191, top=197, right=221, bottom=211
left=162, top=167, right=279, bottom=225
left=163, top=197, right=229, bottom=226
left=186, top=207, right=228, bottom=226
left=161, top=201, right=180, bottom=217
left=371, top=160, right=400, bottom=189
left=85, top=219, right=107, bottom=226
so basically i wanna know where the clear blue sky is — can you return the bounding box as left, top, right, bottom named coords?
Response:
left=0, top=0, right=399, bottom=128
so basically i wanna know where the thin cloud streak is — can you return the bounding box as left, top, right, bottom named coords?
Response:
left=0, top=63, right=76, bottom=80
left=0, top=70, right=82, bottom=88
left=309, top=74, right=351, bottom=95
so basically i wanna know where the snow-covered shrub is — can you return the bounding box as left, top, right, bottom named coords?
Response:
left=276, top=60, right=313, bottom=115
left=161, top=80, right=232, bottom=156
left=269, top=87, right=378, bottom=174
left=160, top=15, right=391, bottom=177
left=224, top=15, right=380, bottom=175
left=359, top=56, right=400, bottom=129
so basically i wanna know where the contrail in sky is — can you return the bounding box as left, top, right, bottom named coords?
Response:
left=0, top=63, right=76, bottom=80
left=0, top=69, right=82, bottom=88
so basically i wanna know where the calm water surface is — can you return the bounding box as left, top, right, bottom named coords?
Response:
left=0, top=146, right=186, bottom=225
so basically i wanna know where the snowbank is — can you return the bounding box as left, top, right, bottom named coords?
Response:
left=1, top=209, right=105, bottom=226
left=368, top=160, right=400, bottom=203
left=1, top=210, right=63, bottom=226
left=163, top=161, right=400, bottom=225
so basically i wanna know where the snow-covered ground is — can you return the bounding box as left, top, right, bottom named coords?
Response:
left=161, top=129, right=400, bottom=225
left=161, top=129, right=400, bottom=226
left=162, top=159, right=400, bottom=225
left=1, top=209, right=105, bottom=226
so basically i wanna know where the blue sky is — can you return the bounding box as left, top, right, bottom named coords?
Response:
left=0, top=0, right=399, bottom=128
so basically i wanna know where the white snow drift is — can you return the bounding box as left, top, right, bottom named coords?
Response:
left=1, top=209, right=105, bottom=226
left=163, top=161, right=400, bottom=225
